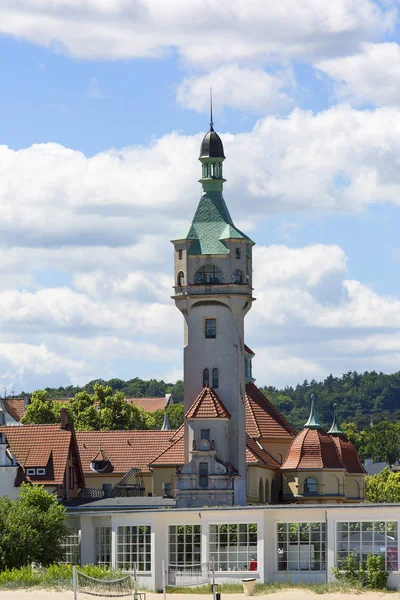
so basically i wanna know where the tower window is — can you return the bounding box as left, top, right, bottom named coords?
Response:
left=203, top=368, right=210, bottom=387
left=304, top=477, right=318, bottom=496
left=195, top=265, right=223, bottom=285
left=212, top=368, right=219, bottom=389
left=178, top=249, right=183, bottom=260
left=233, top=269, right=244, bottom=284
left=235, top=248, right=241, bottom=259
left=205, top=318, right=216, bottom=338
left=201, top=429, right=211, bottom=441
left=177, top=271, right=185, bottom=286
left=199, top=463, right=208, bottom=488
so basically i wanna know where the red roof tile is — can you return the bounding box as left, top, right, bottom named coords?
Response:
left=3, top=398, right=26, bottom=422
left=76, top=430, right=173, bottom=474
left=245, top=383, right=297, bottom=439
left=0, top=424, right=80, bottom=486
left=246, top=434, right=280, bottom=469
left=281, top=427, right=345, bottom=470
left=186, top=387, right=230, bottom=419
left=150, top=434, right=185, bottom=466
left=331, top=434, right=366, bottom=474
left=125, top=398, right=166, bottom=412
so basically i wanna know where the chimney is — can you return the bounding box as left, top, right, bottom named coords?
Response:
left=60, top=408, right=69, bottom=430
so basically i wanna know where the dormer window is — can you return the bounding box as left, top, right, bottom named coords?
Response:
left=26, top=468, right=36, bottom=476
left=36, top=468, right=46, bottom=476
left=91, top=460, right=109, bottom=472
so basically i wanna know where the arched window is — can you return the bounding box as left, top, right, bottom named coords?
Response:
left=212, top=368, right=219, bottom=389
left=304, top=477, right=318, bottom=496
left=265, top=479, right=270, bottom=504
left=177, top=271, right=185, bottom=286
left=203, top=368, right=209, bottom=387
left=232, top=269, right=243, bottom=284
left=259, top=478, right=265, bottom=503
left=195, top=265, right=224, bottom=285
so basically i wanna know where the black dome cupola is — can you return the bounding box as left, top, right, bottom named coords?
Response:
left=199, top=125, right=225, bottom=159
left=199, top=89, right=225, bottom=159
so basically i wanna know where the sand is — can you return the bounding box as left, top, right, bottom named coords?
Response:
left=0, top=589, right=396, bottom=600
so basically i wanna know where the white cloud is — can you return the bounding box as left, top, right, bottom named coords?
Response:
left=3, top=107, right=400, bottom=389
left=0, top=1, right=393, bottom=63
left=316, top=43, right=400, bottom=106
left=177, top=66, right=294, bottom=114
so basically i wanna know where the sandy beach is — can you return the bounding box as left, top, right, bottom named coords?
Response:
left=0, top=589, right=396, bottom=600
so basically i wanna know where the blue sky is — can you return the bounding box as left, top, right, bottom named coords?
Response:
left=1, top=0, right=400, bottom=393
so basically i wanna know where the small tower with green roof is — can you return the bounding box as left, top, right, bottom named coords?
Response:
left=172, top=112, right=254, bottom=506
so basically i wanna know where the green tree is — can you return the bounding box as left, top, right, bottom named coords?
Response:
left=145, top=404, right=185, bottom=430
left=365, top=467, right=400, bottom=503
left=21, top=390, right=62, bottom=425
left=0, top=484, right=67, bottom=570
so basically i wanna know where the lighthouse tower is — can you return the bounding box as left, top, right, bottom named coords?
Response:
left=172, top=113, right=254, bottom=506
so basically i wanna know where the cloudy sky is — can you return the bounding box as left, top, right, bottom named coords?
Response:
left=1, top=0, right=400, bottom=392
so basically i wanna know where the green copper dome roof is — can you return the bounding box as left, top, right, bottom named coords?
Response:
left=327, top=404, right=345, bottom=435
left=304, top=394, right=322, bottom=429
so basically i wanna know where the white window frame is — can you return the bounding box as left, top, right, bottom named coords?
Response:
left=61, top=528, right=81, bottom=565
left=26, top=468, right=36, bottom=476
left=208, top=523, right=258, bottom=573
left=95, top=526, right=112, bottom=567
left=276, top=521, right=326, bottom=572
left=116, top=525, right=151, bottom=573
left=36, top=468, right=46, bottom=476
left=168, top=524, right=202, bottom=572
left=336, top=521, right=399, bottom=573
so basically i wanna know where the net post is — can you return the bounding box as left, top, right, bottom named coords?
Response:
left=73, top=565, right=77, bottom=600
left=162, top=559, right=167, bottom=600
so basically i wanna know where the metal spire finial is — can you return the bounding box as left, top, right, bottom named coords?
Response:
left=304, top=393, right=322, bottom=429
left=210, top=87, right=213, bottom=129
left=328, top=402, right=344, bottom=435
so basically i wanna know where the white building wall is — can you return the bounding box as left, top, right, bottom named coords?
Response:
left=67, top=504, right=400, bottom=590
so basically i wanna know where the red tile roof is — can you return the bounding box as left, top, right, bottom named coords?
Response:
left=186, top=387, right=230, bottom=419
left=245, top=383, right=297, bottom=439
left=331, top=434, right=366, bottom=474
left=150, top=434, right=185, bottom=466
left=0, top=424, right=82, bottom=486
left=3, top=398, right=26, bottom=422
left=281, top=427, right=345, bottom=470
left=246, top=434, right=280, bottom=469
left=76, top=430, right=174, bottom=474
left=125, top=398, right=166, bottom=412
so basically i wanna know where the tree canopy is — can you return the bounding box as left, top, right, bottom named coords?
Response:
left=365, top=467, right=400, bottom=503
left=0, top=485, right=67, bottom=570
left=21, top=385, right=185, bottom=431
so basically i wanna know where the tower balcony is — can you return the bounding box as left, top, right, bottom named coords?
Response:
left=172, top=282, right=253, bottom=299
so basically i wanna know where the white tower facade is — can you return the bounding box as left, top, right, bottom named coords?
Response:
left=172, top=119, right=254, bottom=505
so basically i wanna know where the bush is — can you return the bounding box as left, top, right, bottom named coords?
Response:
left=0, top=564, right=127, bottom=589
left=332, top=551, right=388, bottom=590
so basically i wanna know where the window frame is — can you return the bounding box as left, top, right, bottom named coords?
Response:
left=204, top=318, right=217, bottom=339
left=235, top=248, right=241, bottom=259
left=178, top=249, right=183, bottom=260
left=36, top=467, right=46, bottom=476
left=168, top=524, right=202, bottom=573
left=95, top=526, right=112, bottom=568
left=61, top=528, right=81, bottom=565
left=202, top=368, right=210, bottom=387
left=276, top=522, right=326, bottom=573
left=336, top=521, right=399, bottom=573
left=209, top=523, right=258, bottom=573
left=212, top=368, right=219, bottom=388
left=303, top=477, right=318, bottom=496
left=117, top=525, right=152, bottom=573
left=26, top=468, right=36, bottom=476
left=199, top=463, right=209, bottom=488
left=201, top=429, right=211, bottom=441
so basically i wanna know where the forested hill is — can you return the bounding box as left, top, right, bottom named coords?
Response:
left=21, top=370, right=400, bottom=430
left=24, top=378, right=184, bottom=404
left=262, top=371, right=400, bottom=430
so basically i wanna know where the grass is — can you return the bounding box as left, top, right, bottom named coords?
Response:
left=167, top=581, right=368, bottom=594
left=0, top=564, right=127, bottom=590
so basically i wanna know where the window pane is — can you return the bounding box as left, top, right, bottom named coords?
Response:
left=278, top=523, right=325, bottom=572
